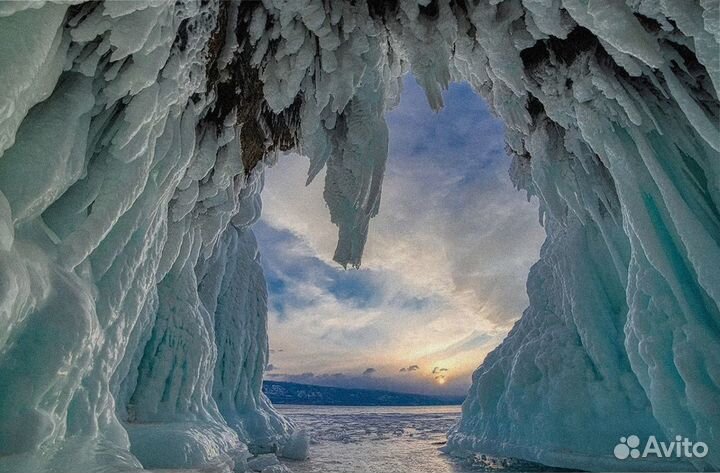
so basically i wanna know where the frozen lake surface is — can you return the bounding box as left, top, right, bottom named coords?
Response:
left=277, top=405, right=569, bottom=473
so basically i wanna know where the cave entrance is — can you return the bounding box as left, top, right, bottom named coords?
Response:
left=256, top=76, right=544, bottom=401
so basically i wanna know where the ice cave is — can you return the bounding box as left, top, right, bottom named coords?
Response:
left=0, top=0, right=718, bottom=472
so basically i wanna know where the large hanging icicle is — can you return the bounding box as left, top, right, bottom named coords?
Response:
left=0, top=0, right=717, bottom=472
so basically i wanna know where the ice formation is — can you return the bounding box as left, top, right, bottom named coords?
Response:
left=0, top=0, right=718, bottom=472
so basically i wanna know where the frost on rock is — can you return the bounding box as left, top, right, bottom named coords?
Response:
left=0, top=1, right=718, bottom=472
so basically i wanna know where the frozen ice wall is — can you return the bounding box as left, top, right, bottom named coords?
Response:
left=0, top=1, right=718, bottom=472
left=0, top=1, right=300, bottom=471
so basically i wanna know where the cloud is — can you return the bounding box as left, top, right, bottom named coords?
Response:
left=266, top=370, right=467, bottom=396
left=258, top=76, right=545, bottom=395
left=362, top=368, right=377, bottom=376
left=432, top=367, right=449, bottom=374
left=399, top=364, right=420, bottom=372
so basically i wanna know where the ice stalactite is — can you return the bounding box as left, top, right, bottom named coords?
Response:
left=0, top=0, right=718, bottom=472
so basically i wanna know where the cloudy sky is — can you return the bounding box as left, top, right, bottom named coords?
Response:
left=257, top=77, right=545, bottom=397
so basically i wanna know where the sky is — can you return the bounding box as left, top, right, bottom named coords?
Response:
left=256, top=76, right=545, bottom=397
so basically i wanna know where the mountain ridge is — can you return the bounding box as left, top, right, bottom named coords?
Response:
left=263, top=380, right=464, bottom=406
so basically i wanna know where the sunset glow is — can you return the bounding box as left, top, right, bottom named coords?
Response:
left=259, top=78, right=544, bottom=396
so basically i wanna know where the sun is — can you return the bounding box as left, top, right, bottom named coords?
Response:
left=436, top=377, right=446, bottom=385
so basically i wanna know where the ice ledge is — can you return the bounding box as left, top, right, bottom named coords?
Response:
left=446, top=433, right=695, bottom=473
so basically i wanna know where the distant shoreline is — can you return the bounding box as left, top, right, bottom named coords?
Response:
left=263, top=380, right=465, bottom=407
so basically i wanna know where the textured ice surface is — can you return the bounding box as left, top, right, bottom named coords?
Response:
left=0, top=2, right=298, bottom=472
left=276, top=405, right=569, bottom=473
left=0, top=0, right=718, bottom=472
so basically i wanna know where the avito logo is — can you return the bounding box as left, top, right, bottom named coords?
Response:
left=614, top=435, right=708, bottom=460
